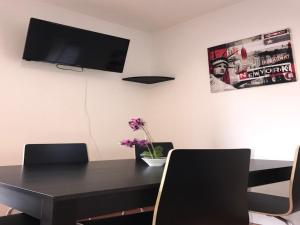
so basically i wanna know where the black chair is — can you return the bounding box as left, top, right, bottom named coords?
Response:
left=6, top=143, right=88, bottom=217
left=135, top=142, right=174, bottom=163
left=23, top=143, right=88, bottom=166
left=132, top=142, right=173, bottom=213
left=81, top=148, right=251, bottom=225
left=0, top=214, right=39, bottom=225
left=248, top=148, right=300, bottom=225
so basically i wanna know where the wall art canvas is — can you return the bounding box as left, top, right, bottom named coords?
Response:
left=208, top=29, right=296, bottom=93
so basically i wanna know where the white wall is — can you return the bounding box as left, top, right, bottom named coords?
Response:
left=151, top=0, right=300, bottom=159
left=0, top=0, right=155, bottom=163
left=150, top=0, right=300, bottom=223
left=0, top=0, right=154, bottom=215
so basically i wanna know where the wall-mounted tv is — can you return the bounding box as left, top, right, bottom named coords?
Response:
left=23, top=18, right=130, bottom=73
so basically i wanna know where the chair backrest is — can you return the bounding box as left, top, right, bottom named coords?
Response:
left=135, top=142, right=173, bottom=161
left=23, top=143, right=88, bottom=166
left=289, top=147, right=300, bottom=213
left=153, top=149, right=250, bottom=225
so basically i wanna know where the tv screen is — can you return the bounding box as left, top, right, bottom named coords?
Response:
left=23, top=18, right=130, bottom=73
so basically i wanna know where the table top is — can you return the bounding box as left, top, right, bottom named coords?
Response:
left=0, top=159, right=292, bottom=199
left=249, top=159, right=292, bottom=171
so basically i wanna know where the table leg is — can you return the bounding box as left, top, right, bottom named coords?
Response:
left=40, top=198, right=77, bottom=225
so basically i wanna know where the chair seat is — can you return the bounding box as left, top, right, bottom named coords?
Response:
left=81, top=212, right=153, bottom=225
left=0, top=213, right=40, bottom=225
left=248, top=192, right=290, bottom=215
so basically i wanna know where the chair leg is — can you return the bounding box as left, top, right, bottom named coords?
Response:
left=6, top=208, right=14, bottom=215
left=274, top=216, right=294, bottom=225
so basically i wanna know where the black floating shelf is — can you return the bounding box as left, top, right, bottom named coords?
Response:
left=122, top=76, right=175, bottom=84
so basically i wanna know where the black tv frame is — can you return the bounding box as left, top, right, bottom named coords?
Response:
left=23, top=18, right=130, bottom=73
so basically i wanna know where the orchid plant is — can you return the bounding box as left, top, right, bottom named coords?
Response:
left=121, top=118, right=163, bottom=159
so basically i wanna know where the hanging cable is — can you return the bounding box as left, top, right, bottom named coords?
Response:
left=84, top=78, right=102, bottom=159
left=56, top=64, right=84, bottom=72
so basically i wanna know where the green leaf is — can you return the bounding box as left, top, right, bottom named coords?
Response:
left=153, top=146, right=163, bottom=158
left=140, top=145, right=164, bottom=159
left=140, top=151, right=152, bottom=158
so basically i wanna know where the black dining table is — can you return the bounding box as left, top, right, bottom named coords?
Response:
left=0, top=159, right=292, bottom=225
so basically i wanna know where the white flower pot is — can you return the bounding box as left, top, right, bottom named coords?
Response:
left=142, top=157, right=167, bottom=167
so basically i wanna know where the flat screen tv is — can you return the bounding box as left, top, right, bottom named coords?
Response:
left=23, top=18, right=130, bottom=73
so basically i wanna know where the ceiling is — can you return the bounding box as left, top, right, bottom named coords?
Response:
left=41, top=0, right=245, bottom=32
